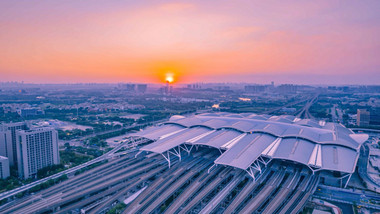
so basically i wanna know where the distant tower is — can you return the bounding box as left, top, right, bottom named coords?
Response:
left=165, top=81, right=170, bottom=94
left=137, top=84, right=147, bottom=93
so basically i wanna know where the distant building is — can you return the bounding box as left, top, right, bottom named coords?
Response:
left=187, top=84, right=201, bottom=90
left=0, top=122, right=29, bottom=166
left=328, top=86, right=337, bottom=91
left=357, top=109, right=370, bottom=126
left=277, top=84, right=297, bottom=94
left=16, top=128, right=60, bottom=179
left=17, top=108, right=44, bottom=117
left=118, top=83, right=136, bottom=92
left=214, top=86, right=230, bottom=91
left=136, top=84, right=147, bottom=93
left=370, top=108, right=380, bottom=126
left=245, top=85, right=266, bottom=93
left=0, top=131, right=7, bottom=158
left=160, top=82, right=173, bottom=95
left=0, top=156, right=10, bottom=179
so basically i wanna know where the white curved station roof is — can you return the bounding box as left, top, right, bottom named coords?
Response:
left=192, top=129, right=243, bottom=149
left=134, top=113, right=368, bottom=174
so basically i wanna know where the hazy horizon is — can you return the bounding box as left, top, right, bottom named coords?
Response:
left=1, top=1, right=380, bottom=84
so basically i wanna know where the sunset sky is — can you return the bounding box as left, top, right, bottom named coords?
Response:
left=1, top=1, right=379, bottom=84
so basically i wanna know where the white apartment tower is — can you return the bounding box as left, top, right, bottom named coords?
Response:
left=0, top=122, right=29, bottom=166
left=16, top=128, right=60, bottom=179
left=0, top=156, right=10, bottom=179
left=0, top=131, right=7, bottom=157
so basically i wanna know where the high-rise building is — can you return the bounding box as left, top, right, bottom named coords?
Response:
left=245, top=85, right=267, bottom=93
left=0, top=130, right=7, bottom=158
left=136, top=84, right=147, bottom=93
left=277, top=84, right=297, bottom=94
left=16, top=128, right=60, bottom=179
left=0, top=122, right=28, bottom=166
left=370, top=108, right=380, bottom=126
left=357, top=109, right=370, bottom=126
left=17, top=108, right=44, bottom=118
left=118, top=83, right=136, bottom=92
left=0, top=156, right=10, bottom=179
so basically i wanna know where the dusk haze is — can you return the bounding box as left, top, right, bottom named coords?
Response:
left=1, top=0, right=380, bottom=84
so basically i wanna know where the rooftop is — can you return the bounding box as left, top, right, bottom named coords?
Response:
left=134, top=113, right=368, bottom=174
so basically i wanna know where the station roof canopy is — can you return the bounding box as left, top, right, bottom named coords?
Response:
left=134, top=113, right=368, bottom=174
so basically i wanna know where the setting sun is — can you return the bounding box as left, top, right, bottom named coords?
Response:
left=165, top=75, right=174, bottom=83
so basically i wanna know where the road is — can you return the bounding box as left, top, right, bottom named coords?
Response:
left=351, top=128, right=380, bottom=133
left=313, top=184, right=380, bottom=210
left=330, top=104, right=343, bottom=123
left=264, top=95, right=311, bottom=115
left=358, top=144, right=380, bottom=192
left=331, top=105, right=338, bottom=123
left=59, top=119, right=167, bottom=147
left=295, top=93, right=319, bottom=119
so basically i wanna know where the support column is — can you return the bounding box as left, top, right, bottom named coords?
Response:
left=208, top=164, right=217, bottom=173
left=344, top=173, right=352, bottom=188
left=245, top=168, right=256, bottom=180
left=161, top=151, right=171, bottom=168
left=134, top=151, right=143, bottom=158
left=168, top=147, right=181, bottom=161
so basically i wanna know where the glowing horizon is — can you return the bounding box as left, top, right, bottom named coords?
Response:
left=0, top=1, right=379, bottom=84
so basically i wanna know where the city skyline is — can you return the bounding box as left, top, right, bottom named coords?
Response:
left=1, top=1, right=379, bottom=84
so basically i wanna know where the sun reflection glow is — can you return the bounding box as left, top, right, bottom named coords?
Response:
left=165, top=74, right=174, bottom=83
